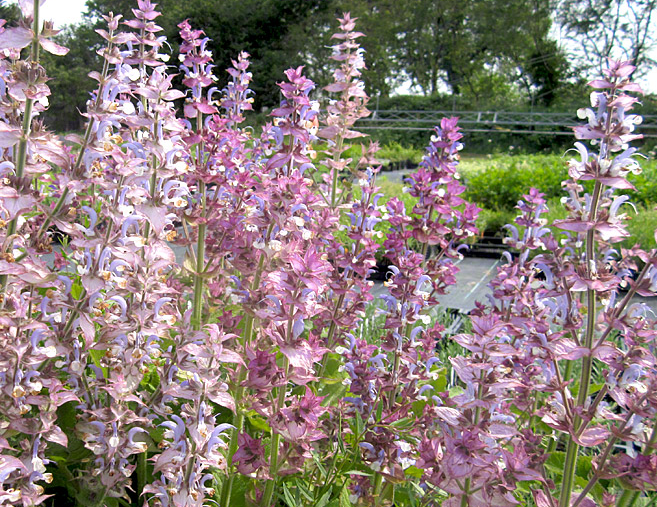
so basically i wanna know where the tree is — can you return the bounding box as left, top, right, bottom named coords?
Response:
left=391, top=0, right=565, bottom=99
left=556, top=0, right=657, bottom=78
left=84, top=0, right=334, bottom=108
left=0, top=0, right=20, bottom=24
left=41, top=23, right=102, bottom=131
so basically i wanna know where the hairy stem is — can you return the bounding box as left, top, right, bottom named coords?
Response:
left=192, top=182, right=207, bottom=331
left=191, top=108, right=207, bottom=331
left=220, top=248, right=268, bottom=506
left=1, top=1, right=40, bottom=295
left=262, top=356, right=290, bottom=506
left=137, top=451, right=148, bottom=498
left=559, top=177, right=602, bottom=507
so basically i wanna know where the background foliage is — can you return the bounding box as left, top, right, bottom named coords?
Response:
left=37, top=0, right=657, bottom=138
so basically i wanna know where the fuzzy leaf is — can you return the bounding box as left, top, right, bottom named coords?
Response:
left=207, top=391, right=235, bottom=411
left=324, top=82, right=349, bottom=93
left=39, top=36, right=69, bottom=55
left=317, top=125, right=340, bottom=139
left=575, top=426, right=610, bottom=447
left=588, top=79, right=612, bottom=89
left=0, top=188, right=35, bottom=218
left=79, top=314, right=96, bottom=346
left=0, top=27, right=33, bottom=49
left=532, top=490, right=551, bottom=507
left=0, top=124, right=22, bottom=148
left=434, top=407, right=462, bottom=426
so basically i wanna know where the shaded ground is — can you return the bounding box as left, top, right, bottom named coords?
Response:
left=374, top=256, right=657, bottom=316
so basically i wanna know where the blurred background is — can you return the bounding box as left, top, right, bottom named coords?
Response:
left=1, top=0, right=656, bottom=153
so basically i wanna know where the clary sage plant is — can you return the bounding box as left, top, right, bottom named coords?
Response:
left=0, top=1, right=655, bottom=507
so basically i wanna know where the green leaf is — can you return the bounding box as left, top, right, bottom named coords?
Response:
left=246, top=411, right=271, bottom=432
left=282, top=482, right=297, bottom=507
left=322, top=352, right=347, bottom=383
left=346, top=470, right=373, bottom=477
left=88, top=349, right=108, bottom=377
left=573, top=456, right=605, bottom=501
left=316, top=489, right=332, bottom=507
left=404, top=466, right=424, bottom=479
left=336, top=420, right=346, bottom=454
left=588, top=382, right=604, bottom=396
left=389, top=417, right=413, bottom=429
left=354, top=410, right=364, bottom=436
left=339, top=486, right=351, bottom=507
left=71, top=281, right=83, bottom=300
left=311, top=452, right=328, bottom=479
left=319, top=379, right=347, bottom=407
left=56, top=401, right=78, bottom=433
left=394, top=484, right=416, bottom=507
left=448, top=385, right=464, bottom=398
left=149, top=426, right=165, bottom=444
left=545, top=451, right=565, bottom=478
left=433, top=371, right=447, bottom=392
left=227, top=474, right=249, bottom=507
left=292, top=479, right=313, bottom=502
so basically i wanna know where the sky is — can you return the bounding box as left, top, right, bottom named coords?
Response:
left=8, top=0, right=657, bottom=95
left=38, top=0, right=87, bottom=26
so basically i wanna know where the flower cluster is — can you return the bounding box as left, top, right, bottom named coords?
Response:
left=437, top=60, right=657, bottom=507
left=1, top=2, right=656, bottom=507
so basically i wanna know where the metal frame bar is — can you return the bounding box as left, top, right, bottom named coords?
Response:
left=353, top=110, right=657, bottom=137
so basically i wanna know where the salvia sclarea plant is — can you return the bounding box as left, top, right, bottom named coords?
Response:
left=0, top=1, right=656, bottom=507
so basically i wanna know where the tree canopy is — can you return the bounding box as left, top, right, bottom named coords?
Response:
left=13, top=0, right=657, bottom=131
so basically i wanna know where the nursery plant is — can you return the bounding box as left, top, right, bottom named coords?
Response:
left=0, top=1, right=656, bottom=507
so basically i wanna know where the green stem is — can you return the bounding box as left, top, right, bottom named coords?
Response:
left=262, top=357, right=290, bottom=506
left=558, top=180, right=602, bottom=507
left=220, top=250, right=268, bottom=506
left=191, top=181, right=207, bottom=331
left=460, top=485, right=470, bottom=507
left=137, top=451, right=148, bottom=498
left=559, top=437, right=580, bottom=507
left=4, top=98, right=33, bottom=245
left=30, top=1, right=40, bottom=61
left=330, top=134, right=345, bottom=207
left=373, top=473, right=384, bottom=507
left=1, top=1, right=41, bottom=294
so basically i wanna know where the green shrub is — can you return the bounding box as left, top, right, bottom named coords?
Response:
left=475, top=208, right=517, bottom=236
left=377, top=142, right=424, bottom=167
left=463, top=154, right=568, bottom=210
left=622, top=204, right=657, bottom=251
left=626, top=158, right=657, bottom=207
left=510, top=198, right=656, bottom=252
